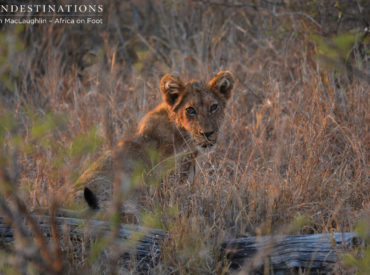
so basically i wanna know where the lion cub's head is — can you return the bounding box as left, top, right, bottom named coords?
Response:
left=160, top=71, right=234, bottom=151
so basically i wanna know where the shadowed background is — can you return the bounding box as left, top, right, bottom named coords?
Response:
left=0, top=0, right=369, bottom=273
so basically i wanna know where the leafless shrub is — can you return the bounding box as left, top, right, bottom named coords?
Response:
left=0, top=0, right=368, bottom=273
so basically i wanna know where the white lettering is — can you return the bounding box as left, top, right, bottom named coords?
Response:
left=10, top=5, right=18, bottom=12
left=4, top=18, right=47, bottom=24
left=48, top=5, right=55, bottom=13
left=54, top=18, right=75, bottom=24
left=0, top=5, right=8, bottom=12
left=0, top=4, right=105, bottom=15
left=79, top=5, right=87, bottom=13
left=87, top=18, right=103, bottom=24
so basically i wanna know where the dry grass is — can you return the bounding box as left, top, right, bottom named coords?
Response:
left=0, top=0, right=369, bottom=273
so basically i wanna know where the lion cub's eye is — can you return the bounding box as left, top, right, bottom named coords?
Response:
left=186, top=107, right=197, bottom=117
left=210, top=104, right=218, bottom=113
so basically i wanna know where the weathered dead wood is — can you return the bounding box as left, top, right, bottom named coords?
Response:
left=0, top=215, right=165, bottom=271
left=222, top=232, right=361, bottom=274
left=0, top=215, right=361, bottom=273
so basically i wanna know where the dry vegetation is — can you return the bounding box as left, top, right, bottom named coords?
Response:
left=0, top=0, right=369, bottom=274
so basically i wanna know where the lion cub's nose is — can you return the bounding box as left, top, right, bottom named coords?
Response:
left=202, top=131, right=215, bottom=139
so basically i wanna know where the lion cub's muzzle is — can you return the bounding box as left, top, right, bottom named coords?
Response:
left=197, top=131, right=217, bottom=150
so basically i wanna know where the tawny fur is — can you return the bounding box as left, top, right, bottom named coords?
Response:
left=70, top=71, right=234, bottom=219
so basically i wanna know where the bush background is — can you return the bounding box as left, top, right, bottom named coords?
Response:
left=0, top=0, right=369, bottom=273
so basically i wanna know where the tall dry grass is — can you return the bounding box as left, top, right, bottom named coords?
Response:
left=0, top=0, right=369, bottom=273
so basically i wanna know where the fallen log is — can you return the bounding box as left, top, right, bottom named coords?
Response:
left=0, top=215, right=165, bottom=271
left=222, top=232, right=360, bottom=274
left=0, top=215, right=361, bottom=273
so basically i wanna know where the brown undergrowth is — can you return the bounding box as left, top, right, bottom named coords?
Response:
left=0, top=0, right=368, bottom=273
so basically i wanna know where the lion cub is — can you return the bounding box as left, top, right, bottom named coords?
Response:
left=71, top=71, right=234, bottom=218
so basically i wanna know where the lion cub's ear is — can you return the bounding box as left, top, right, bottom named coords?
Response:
left=208, top=71, right=234, bottom=100
left=160, top=73, right=185, bottom=106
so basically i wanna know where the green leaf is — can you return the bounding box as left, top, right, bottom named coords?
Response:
left=30, top=113, right=66, bottom=139
left=333, top=32, right=359, bottom=58
left=88, top=237, right=109, bottom=263
left=355, top=221, right=370, bottom=240
left=69, top=127, right=103, bottom=157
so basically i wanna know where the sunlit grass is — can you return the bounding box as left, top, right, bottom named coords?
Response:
left=0, top=0, right=368, bottom=273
